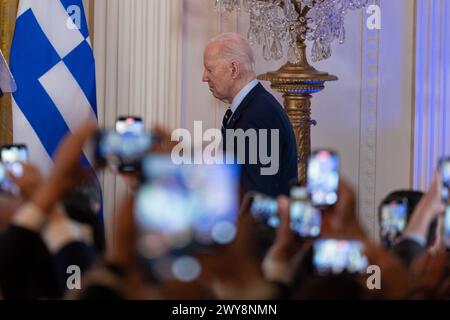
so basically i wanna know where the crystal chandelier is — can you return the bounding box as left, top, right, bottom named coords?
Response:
left=214, top=0, right=369, bottom=63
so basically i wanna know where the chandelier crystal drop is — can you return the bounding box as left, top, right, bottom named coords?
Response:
left=214, top=0, right=369, bottom=62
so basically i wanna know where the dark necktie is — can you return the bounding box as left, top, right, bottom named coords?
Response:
left=221, top=108, right=233, bottom=136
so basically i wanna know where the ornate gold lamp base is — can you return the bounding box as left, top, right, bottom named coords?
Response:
left=257, top=43, right=337, bottom=184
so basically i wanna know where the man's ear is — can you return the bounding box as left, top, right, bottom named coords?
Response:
left=230, top=61, right=240, bottom=79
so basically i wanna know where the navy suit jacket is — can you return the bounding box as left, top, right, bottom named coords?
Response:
left=222, top=83, right=298, bottom=197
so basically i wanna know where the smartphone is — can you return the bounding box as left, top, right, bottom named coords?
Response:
left=290, top=186, right=321, bottom=238
left=312, top=239, right=369, bottom=275
left=247, top=193, right=280, bottom=229
left=135, top=155, right=241, bottom=259
left=0, top=162, right=7, bottom=189
left=0, top=144, right=28, bottom=177
left=439, top=157, right=450, bottom=203
left=290, top=200, right=321, bottom=238
left=444, top=206, right=450, bottom=249
left=94, top=130, right=154, bottom=173
left=0, top=162, right=16, bottom=194
left=379, top=199, right=408, bottom=247
left=115, top=116, right=144, bottom=135
left=307, top=150, right=340, bottom=207
left=0, top=144, right=28, bottom=194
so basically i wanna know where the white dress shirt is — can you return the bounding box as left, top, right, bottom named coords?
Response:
left=229, top=79, right=259, bottom=114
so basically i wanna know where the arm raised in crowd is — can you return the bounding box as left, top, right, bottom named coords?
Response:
left=329, top=180, right=410, bottom=299
left=0, top=122, right=99, bottom=299
left=262, top=195, right=305, bottom=287
left=31, top=121, right=98, bottom=213
left=392, top=172, right=446, bottom=268
left=288, top=179, right=410, bottom=300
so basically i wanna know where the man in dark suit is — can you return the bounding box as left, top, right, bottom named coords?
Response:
left=203, top=33, right=297, bottom=197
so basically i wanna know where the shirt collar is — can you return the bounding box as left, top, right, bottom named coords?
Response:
left=229, top=79, right=259, bottom=113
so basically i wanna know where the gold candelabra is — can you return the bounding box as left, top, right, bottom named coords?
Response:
left=258, top=40, right=337, bottom=184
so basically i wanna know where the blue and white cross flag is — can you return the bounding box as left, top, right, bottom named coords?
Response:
left=10, top=0, right=97, bottom=176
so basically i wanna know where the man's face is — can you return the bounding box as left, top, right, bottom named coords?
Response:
left=202, top=44, right=234, bottom=103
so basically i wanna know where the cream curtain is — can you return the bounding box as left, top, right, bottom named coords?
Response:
left=93, top=0, right=182, bottom=248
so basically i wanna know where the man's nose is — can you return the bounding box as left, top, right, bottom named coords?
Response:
left=202, top=70, right=209, bottom=82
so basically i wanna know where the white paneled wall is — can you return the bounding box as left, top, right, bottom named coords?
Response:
left=93, top=0, right=181, bottom=248
left=92, top=0, right=450, bottom=245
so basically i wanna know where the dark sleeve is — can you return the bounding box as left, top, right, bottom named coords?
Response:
left=0, top=226, right=59, bottom=299
left=73, top=264, right=126, bottom=300
left=239, top=115, right=284, bottom=197
left=270, top=281, right=292, bottom=299
left=52, top=241, right=96, bottom=294
left=390, top=238, right=425, bottom=268
left=76, top=285, right=124, bottom=300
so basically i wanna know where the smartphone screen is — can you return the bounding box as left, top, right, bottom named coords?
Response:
left=0, top=144, right=28, bottom=177
left=445, top=206, right=450, bottom=248
left=135, top=155, right=241, bottom=259
left=312, top=239, right=369, bottom=275
left=307, top=150, right=339, bottom=207
left=115, top=116, right=144, bottom=135
left=96, top=130, right=153, bottom=172
left=248, top=193, right=280, bottom=229
left=0, top=162, right=17, bottom=194
left=0, top=162, right=7, bottom=185
left=380, top=199, right=408, bottom=247
left=439, top=157, right=450, bottom=203
left=0, top=144, right=28, bottom=194
left=290, top=199, right=321, bottom=238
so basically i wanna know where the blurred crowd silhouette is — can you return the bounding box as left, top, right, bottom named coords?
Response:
left=0, top=120, right=449, bottom=300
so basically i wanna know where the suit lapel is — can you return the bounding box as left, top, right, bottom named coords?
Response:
left=226, top=83, right=265, bottom=129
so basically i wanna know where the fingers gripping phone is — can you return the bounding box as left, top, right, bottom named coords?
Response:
left=95, top=117, right=154, bottom=173
left=307, top=150, right=340, bottom=208
left=135, top=155, right=241, bottom=259
left=379, top=198, right=408, bottom=247
left=94, top=130, right=154, bottom=173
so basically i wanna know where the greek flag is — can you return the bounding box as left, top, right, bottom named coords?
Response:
left=10, top=0, right=97, bottom=175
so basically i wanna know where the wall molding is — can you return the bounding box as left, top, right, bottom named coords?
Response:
left=358, top=0, right=381, bottom=239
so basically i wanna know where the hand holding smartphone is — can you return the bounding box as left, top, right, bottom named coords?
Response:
left=247, top=186, right=322, bottom=238
left=94, top=116, right=157, bottom=173
left=439, top=157, right=450, bottom=203
left=290, top=186, right=321, bottom=238
left=379, top=198, right=408, bottom=247
left=307, top=150, right=340, bottom=208
left=248, top=193, right=280, bottom=228
left=0, top=144, right=28, bottom=194
left=135, top=155, right=241, bottom=259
